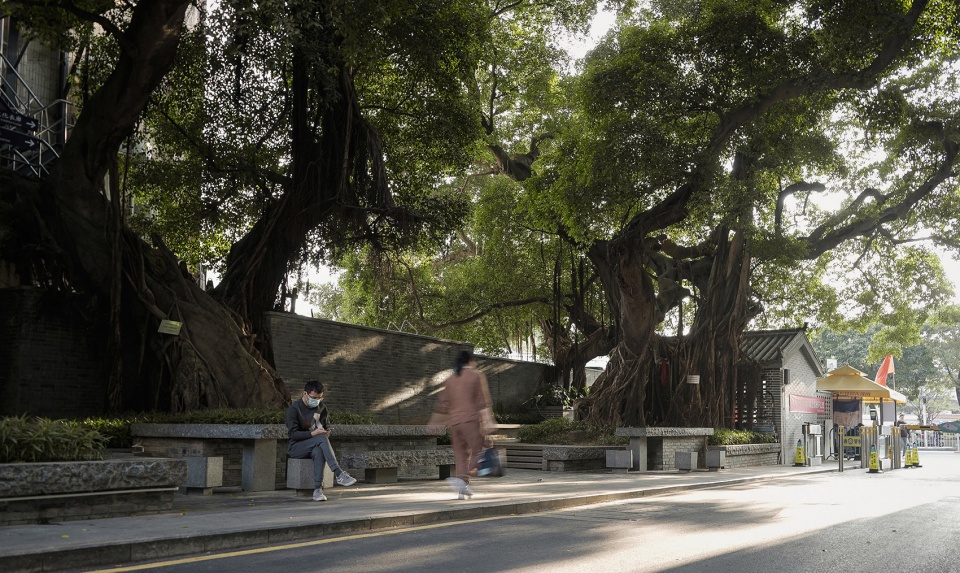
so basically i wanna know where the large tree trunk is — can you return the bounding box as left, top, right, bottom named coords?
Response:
left=2, top=0, right=289, bottom=412
left=678, top=226, right=755, bottom=427
left=576, top=238, right=661, bottom=426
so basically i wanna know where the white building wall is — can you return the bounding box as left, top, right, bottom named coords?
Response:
left=779, top=350, right=830, bottom=464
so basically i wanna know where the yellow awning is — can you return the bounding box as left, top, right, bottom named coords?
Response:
left=815, top=364, right=906, bottom=404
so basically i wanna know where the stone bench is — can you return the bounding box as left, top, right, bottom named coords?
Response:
left=615, top=427, right=714, bottom=471
left=286, top=458, right=335, bottom=496
left=132, top=423, right=287, bottom=492
left=339, top=449, right=456, bottom=484
left=181, top=456, right=224, bottom=495
left=132, top=423, right=450, bottom=490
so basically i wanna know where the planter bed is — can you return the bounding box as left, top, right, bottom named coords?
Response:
left=0, top=458, right=186, bottom=525
left=707, top=443, right=780, bottom=468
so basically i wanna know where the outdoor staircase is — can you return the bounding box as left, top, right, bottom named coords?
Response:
left=503, top=443, right=544, bottom=470
left=1, top=46, right=71, bottom=177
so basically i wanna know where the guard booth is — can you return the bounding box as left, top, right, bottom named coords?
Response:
left=815, top=365, right=906, bottom=468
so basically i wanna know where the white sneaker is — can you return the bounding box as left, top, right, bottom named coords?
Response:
left=445, top=477, right=464, bottom=493
left=336, top=472, right=357, bottom=486
left=459, top=484, right=473, bottom=500
left=312, top=488, right=327, bottom=502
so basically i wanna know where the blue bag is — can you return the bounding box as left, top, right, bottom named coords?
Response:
left=478, top=445, right=505, bottom=477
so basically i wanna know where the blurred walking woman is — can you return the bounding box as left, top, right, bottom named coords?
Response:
left=432, top=350, right=494, bottom=499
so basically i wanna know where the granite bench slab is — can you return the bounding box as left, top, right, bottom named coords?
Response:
left=339, top=449, right=456, bottom=484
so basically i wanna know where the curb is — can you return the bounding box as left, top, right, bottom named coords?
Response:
left=1, top=467, right=839, bottom=573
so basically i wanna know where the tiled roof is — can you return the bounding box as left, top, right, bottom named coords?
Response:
left=742, top=328, right=810, bottom=364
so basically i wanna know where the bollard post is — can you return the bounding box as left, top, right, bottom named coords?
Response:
left=838, top=425, right=844, bottom=473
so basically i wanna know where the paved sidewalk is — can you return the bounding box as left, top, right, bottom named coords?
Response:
left=1, top=463, right=852, bottom=572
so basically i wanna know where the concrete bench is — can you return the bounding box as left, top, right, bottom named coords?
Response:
left=615, top=427, right=714, bottom=471
left=181, top=456, right=224, bottom=495
left=339, top=450, right=456, bottom=484
left=286, top=458, right=335, bottom=496
left=675, top=451, right=697, bottom=472
left=606, top=449, right=633, bottom=472
left=131, top=423, right=287, bottom=492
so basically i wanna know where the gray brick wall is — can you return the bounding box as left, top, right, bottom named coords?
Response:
left=0, top=296, right=545, bottom=420
left=264, top=312, right=545, bottom=423
left=0, top=288, right=106, bottom=419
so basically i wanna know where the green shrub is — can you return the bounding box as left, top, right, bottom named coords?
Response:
left=0, top=415, right=108, bottom=463
left=130, top=407, right=376, bottom=426
left=79, top=417, right=139, bottom=448
left=709, top=428, right=778, bottom=446
left=516, top=418, right=627, bottom=446
left=135, top=408, right=286, bottom=425
left=73, top=408, right=377, bottom=449
left=328, top=411, right=377, bottom=425
left=494, top=411, right=545, bottom=424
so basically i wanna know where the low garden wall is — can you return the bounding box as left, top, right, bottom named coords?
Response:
left=708, top=443, right=780, bottom=468
left=0, top=458, right=187, bottom=525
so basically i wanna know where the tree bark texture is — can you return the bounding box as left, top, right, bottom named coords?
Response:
left=2, top=0, right=289, bottom=412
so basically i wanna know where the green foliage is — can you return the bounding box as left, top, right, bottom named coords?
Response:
left=78, top=417, right=138, bottom=449
left=709, top=428, right=778, bottom=446
left=494, top=411, right=545, bottom=424
left=516, top=418, right=627, bottom=446
left=0, top=416, right=108, bottom=463
left=136, top=408, right=286, bottom=425
left=132, top=408, right=376, bottom=425
left=328, top=411, right=378, bottom=425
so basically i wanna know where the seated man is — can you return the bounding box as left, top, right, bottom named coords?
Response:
left=286, top=380, right=357, bottom=501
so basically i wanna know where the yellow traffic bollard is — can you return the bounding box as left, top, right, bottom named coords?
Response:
left=794, top=439, right=805, bottom=466
left=905, top=443, right=916, bottom=467
left=912, top=443, right=922, bottom=468
left=867, top=444, right=882, bottom=473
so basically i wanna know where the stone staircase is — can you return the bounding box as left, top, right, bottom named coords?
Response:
left=503, top=443, right=544, bottom=470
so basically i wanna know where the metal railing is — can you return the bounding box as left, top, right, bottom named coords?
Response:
left=0, top=52, right=75, bottom=176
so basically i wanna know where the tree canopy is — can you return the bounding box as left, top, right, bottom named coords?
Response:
left=1, top=0, right=958, bottom=424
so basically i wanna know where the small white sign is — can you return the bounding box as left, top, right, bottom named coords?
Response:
left=157, top=320, right=182, bottom=335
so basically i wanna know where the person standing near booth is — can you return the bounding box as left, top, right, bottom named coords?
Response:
left=896, top=413, right=909, bottom=457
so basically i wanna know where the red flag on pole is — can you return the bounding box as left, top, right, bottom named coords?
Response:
left=874, top=354, right=894, bottom=387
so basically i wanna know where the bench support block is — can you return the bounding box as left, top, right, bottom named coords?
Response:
left=364, top=467, right=398, bottom=484
left=438, top=464, right=455, bottom=480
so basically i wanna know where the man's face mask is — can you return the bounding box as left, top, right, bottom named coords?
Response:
left=305, top=393, right=321, bottom=408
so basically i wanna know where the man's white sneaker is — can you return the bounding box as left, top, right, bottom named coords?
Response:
left=312, top=488, right=327, bottom=502
left=336, top=472, right=357, bottom=486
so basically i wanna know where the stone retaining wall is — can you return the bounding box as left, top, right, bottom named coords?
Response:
left=0, top=458, right=187, bottom=525
left=708, top=443, right=780, bottom=468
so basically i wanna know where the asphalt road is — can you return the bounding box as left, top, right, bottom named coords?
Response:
left=80, top=451, right=960, bottom=573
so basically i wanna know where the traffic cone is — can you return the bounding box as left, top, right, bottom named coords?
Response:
left=912, top=443, right=922, bottom=468
left=905, top=443, right=916, bottom=467
left=867, top=444, right=882, bottom=473
left=794, top=439, right=805, bottom=466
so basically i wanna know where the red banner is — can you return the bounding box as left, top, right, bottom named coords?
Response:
left=789, top=394, right=827, bottom=415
